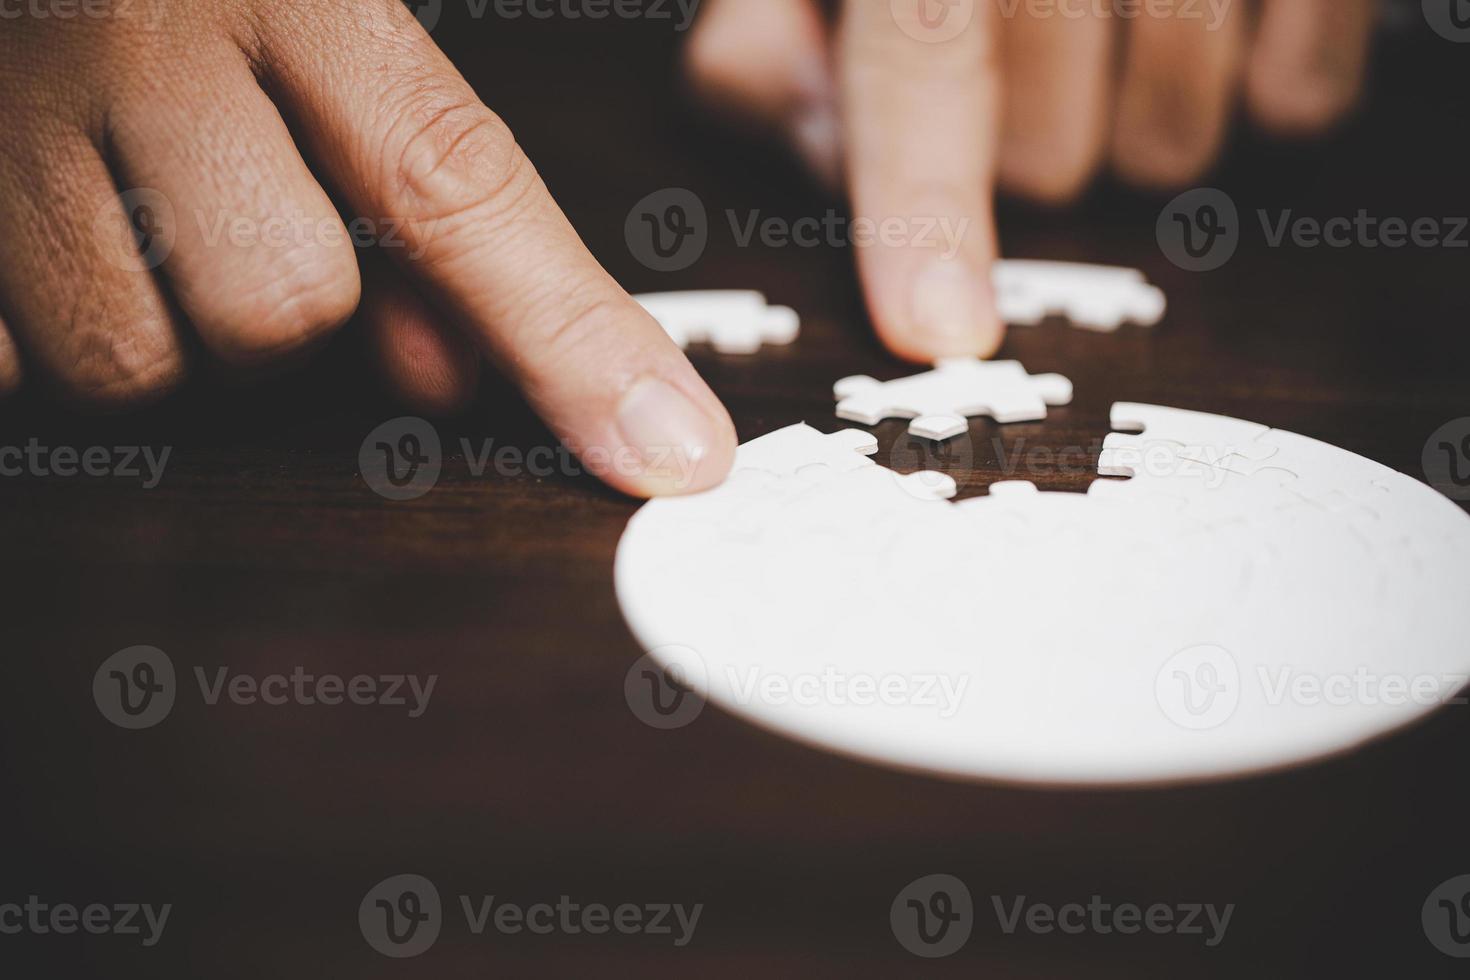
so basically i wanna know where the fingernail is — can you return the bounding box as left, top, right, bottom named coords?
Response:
left=617, top=377, right=718, bottom=492
left=910, top=258, right=998, bottom=357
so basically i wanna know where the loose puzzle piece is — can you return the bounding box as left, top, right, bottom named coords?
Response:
left=634, top=290, right=800, bottom=354
left=993, top=260, right=1167, bottom=332
left=834, top=359, right=1074, bottom=442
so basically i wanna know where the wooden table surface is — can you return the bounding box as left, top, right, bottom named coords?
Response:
left=2, top=9, right=1468, bottom=978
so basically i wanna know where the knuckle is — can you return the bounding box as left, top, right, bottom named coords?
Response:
left=202, top=252, right=362, bottom=365
left=514, top=294, right=627, bottom=369
left=380, top=81, right=527, bottom=228
left=60, top=319, right=184, bottom=407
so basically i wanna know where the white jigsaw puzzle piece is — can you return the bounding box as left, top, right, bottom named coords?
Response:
left=834, top=359, right=1073, bottom=442
left=993, top=259, right=1167, bottom=332
left=634, top=290, right=800, bottom=354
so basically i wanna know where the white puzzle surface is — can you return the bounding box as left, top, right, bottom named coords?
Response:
left=835, top=359, right=1074, bottom=441
left=615, top=407, right=1470, bottom=785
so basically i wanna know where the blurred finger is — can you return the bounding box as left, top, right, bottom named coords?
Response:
left=996, top=3, right=1114, bottom=204
left=1110, top=0, right=1248, bottom=188
left=685, top=0, right=840, bottom=186
left=839, top=0, right=1003, bottom=362
left=1246, top=0, right=1376, bottom=136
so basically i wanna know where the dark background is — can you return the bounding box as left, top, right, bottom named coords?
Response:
left=2, top=2, right=1469, bottom=976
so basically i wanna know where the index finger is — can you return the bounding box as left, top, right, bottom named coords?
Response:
left=254, top=1, right=736, bottom=497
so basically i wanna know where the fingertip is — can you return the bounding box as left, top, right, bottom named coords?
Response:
left=607, top=375, right=737, bottom=498
left=875, top=257, right=1004, bottom=363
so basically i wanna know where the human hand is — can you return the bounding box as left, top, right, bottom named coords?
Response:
left=0, top=0, right=736, bottom=496
left=686, top=0, right=1376, bottom=360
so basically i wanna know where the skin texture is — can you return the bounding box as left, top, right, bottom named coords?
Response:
left=0, top=0, right=735, bottom=497
left=686, top=0, right=1377, bottom=360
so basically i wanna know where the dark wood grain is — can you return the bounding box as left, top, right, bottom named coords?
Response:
left=2, top=9, right=1468, bottom=978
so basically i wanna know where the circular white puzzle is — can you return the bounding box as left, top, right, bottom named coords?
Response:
left=615, top=406, right=1470, bottom=785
